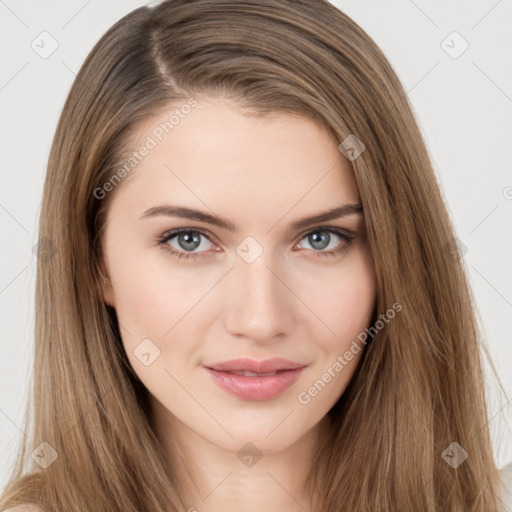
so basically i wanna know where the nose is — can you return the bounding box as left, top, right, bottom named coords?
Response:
left=223, top=251, right=294, bottom=343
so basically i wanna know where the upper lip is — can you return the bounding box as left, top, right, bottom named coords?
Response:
left=205, top=358, right=306, bottom=373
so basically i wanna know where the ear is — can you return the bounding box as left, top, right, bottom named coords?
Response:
left=98, top=256, right=116, bottom=308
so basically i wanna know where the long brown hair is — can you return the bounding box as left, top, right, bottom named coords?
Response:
left=0, top=0, right=504, bottom=510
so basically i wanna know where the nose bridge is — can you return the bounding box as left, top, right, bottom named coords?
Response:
left=224, top=243, right=292, bottom=341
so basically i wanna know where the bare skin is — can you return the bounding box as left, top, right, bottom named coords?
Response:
left=100, top=97, right=376, bottom=511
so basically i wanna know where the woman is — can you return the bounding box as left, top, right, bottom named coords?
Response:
left=1, top=0, right=510, bottom=510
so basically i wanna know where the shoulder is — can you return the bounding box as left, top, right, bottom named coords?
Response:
left=3, top=505, right=43, bottom=512
left=500, top=463, right=512, bottom=509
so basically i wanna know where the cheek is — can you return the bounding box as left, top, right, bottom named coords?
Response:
left=307, top=245, right=376, bottom=353
left=106, top=245, right=181, bottom=343
left=109, top=233, right=376, bottom=349
left=108, top=247, right=217, bottom=360
left=297, top=251, right=376, bottom=407
left=294, top=289, right=375, bottom=414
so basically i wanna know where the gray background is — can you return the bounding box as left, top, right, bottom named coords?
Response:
left=1, top=0, right=511, bottom=490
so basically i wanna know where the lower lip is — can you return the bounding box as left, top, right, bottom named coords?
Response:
left=204, top=367, right=306, bottom=401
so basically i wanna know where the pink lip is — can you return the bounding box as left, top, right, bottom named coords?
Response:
left=203, top=358, right=307, bottom=401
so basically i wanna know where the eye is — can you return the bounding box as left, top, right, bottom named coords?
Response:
left=295, top=227, right=355, bottom=258
left=156, top=228, right=216, bottom=260
left=155, top=226, right=356, bottom=261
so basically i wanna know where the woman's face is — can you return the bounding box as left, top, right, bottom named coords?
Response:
left=100, top=97, right=376, bottom=455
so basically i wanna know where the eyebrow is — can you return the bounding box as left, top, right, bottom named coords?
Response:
left=140, top=203, right=363, bottom=231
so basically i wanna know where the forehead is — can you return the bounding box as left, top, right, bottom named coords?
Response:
left=110, top=98, right=360, bottom=223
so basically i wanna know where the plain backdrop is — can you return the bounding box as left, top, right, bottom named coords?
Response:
left=1, top=0, right=511, bottom=491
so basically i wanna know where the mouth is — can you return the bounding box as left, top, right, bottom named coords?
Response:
left=222, top=370, right=280, bottom=377
left=203, top=359, right=307, bottom=401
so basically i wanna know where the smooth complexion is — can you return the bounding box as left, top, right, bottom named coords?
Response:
left=99, top=97, right=377, bottom=511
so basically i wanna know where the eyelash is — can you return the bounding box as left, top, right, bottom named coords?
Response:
left=155, top=227, right=356, bottom=261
